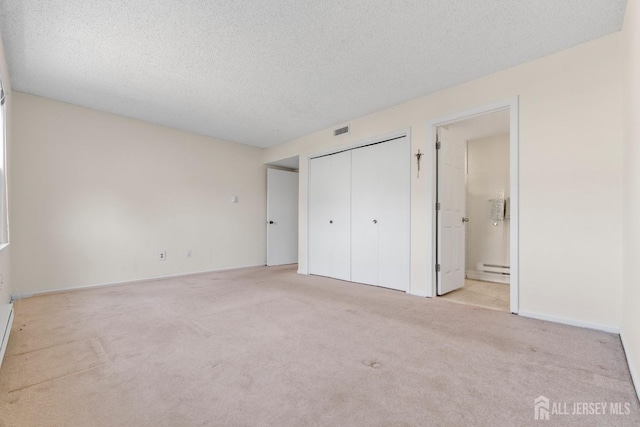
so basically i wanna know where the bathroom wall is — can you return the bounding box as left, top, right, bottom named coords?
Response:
left=465, top=133, right=510, bottom=282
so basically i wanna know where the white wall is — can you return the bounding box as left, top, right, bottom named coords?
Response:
left=264, top=32, right=624, bottom=330
left=0, top=33, right=12, bottom=304
left=622, top=0, right=640, bottom=398
left=465, top=133, right=510, bottom=274
left=10, top=93, right=267, bottom=295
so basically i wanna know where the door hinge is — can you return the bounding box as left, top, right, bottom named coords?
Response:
left=436, top=140, right=441, bottom=150
left=436, top=264, right=441, bottom=272
left=436, top=202, right=441, bottom=210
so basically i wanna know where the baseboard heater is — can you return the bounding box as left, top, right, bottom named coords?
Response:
left=477, top=263, right=510, bottom=276
left=467, top=263, right=510, bottom=284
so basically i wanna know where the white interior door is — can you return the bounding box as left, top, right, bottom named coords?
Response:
left=377, top=137, right=410, bottom=291
left=438, top=127, right=466, bottom=295
left=351, top=144, right=379, bottom=286
left=309, top=151, right=351, bottom=281
left=267, top=168, right=299, bottom=266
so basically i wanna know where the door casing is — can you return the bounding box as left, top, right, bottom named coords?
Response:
left=427, top=98, right=519, bottom=314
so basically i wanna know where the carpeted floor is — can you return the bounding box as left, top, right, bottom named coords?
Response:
left=0, top=265, right=638, bottom=426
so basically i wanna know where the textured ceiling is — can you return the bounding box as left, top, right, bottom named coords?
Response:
left=0, top=1, right=627, bottom=148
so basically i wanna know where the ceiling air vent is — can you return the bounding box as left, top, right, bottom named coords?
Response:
left=334, top=125, right=350, bottom=137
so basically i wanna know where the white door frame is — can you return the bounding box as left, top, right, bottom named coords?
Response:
left=427, top=97, right=519, bottom=314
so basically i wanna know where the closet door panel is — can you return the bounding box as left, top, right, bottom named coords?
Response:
left=377, top=137, right=411, bottom=291
left=308, top=151, right=352, bottom=281
left=351, top=144, right=379, bottom=286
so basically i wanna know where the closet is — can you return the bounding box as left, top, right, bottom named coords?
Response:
left=308, top=150, right=352, bottom=281
left=308, top=135, right=410, bottom=291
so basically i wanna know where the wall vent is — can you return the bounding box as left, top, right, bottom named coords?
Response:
left=334, top=125, right=350, bottom=137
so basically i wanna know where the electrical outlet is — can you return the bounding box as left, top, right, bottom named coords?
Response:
left=159, top=251, right=167, bottom=261
left=186, top=250, right=192, bottom=259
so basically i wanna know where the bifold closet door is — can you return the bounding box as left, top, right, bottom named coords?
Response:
left=351, top=137, right=410, bottom=291
left=351, top=144, right=379, bottom=286
left=308, top=151, right=351, bottom=281
left=377, top=137, right=410, bottom=291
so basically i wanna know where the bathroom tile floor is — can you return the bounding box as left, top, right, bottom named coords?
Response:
left=440, top=279, right=510, bottom=312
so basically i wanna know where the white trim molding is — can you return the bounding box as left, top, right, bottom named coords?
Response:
left=519, top=310, right=620, bottom=334
left=426, top=97, right=519, bottom=315
left=11, top=264, right=266, bottom=299
left=307, top=128, right=412, bottom=161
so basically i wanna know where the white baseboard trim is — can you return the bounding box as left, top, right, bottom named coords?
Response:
left=11, top=264, right=267, bottom=299
left=620, top=329, right=640, bottom=403
left=466, top=270, right=510, bottom=284
left=297, top=270, right=308, bottom=275
left=519, top=310, right=620, bottom=334
left=406, top=289, right=429, bottom=298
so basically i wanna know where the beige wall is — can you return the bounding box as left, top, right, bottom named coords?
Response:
left=10, top=93, right=266, bottom=295
left=0, top=33, right=12, bottom=304
left=622, top=0, right=640, bottom=398
left=265, top=33, right=624, bottom=330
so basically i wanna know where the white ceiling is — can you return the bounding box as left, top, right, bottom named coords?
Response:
left=0, top=1, right=627, bottom=148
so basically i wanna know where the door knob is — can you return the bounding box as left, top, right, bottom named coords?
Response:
left=269, top=221, right=274, bottom=224
left=462, top=217, right=469, bottom=223
left=373, top=219, right=377, bottom=224
left=329, top=220, right=333, bottom=224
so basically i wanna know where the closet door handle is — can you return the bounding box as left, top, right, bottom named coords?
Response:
left=373, top=219, right=377, bottom=224
left=462, top=217, right=469, bottom=223
left=329, top=220, right=333, bottom=224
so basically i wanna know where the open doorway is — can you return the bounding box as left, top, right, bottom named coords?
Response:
left=428, top=98, right=518, bottom=314
left=266, top=156, right=299, bottom=267
left=437, top=110, right=510, bottom=311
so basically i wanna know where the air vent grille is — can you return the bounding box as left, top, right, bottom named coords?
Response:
left=334, top=125, right=350, bottom=137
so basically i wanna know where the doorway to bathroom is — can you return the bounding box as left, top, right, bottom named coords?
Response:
left=429, top=99, right=518, bottom=313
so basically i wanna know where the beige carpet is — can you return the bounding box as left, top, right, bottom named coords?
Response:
left=0, top=265, right=638, bottom=426
left=440, top=279, right=510, bottom=312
